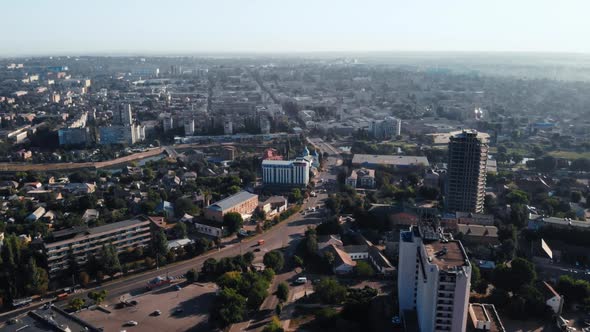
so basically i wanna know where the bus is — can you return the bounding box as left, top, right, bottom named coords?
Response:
left=12, top=297, right=32, bottom=308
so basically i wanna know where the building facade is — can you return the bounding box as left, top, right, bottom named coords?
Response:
left=44, top=217, right=152, bottom=277
left=58, top=127, right=90, bottom=146
left=346, top=168, right=376, bottom=188
left=398, top=226, right=471, bottom=332
left=369, top=116, right=401, bottom=139
left=446, top=130, right=488, bottom=213
left=204, top=191, right=259, bottom=222
left=262, top=158, right=311, bottom=187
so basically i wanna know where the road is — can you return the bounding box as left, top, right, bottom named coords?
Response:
left=0, top=155, right=342, bottom=327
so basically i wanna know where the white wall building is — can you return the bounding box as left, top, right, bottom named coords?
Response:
left=184, top=118, right=195, bottom=136
left=262, top=158, right=311, bottom=187
left=398, top=226, right=471, bottom=332
left=369, top=116, right=401, bottom=139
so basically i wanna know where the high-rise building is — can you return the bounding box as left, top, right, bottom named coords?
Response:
left=114, top=104, right=133, bottom=126
left=223, top=120, right=233, bottom=135
left=58, top=127, right=90, bottom=146
left=446, top=130, right=488, bottom=213
left=398, top=225, right=471, bottom=332
left=162, top=116, right=174, bottom=132
left=184, top=118, right=195, bottom=136
left=262, top=158, right=311, bottom=187
left=369, top=116, right=401, bottom=139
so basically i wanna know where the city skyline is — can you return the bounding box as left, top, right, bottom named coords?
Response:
left=2, top=0, right=590, bottom=56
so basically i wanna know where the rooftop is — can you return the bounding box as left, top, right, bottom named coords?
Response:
left=208, top=191, right=258, bottom=212
left=352, top=154, right=429, bottom=167
left=424, top=240, right=469, bottom=270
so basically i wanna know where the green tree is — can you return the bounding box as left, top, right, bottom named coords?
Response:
left=354, top=261, right=375, bottom=277
left=276, top=282, right=289, bottom=302
left=152, top=229, right=169, bottom=259
left=69, top=298, right=85, bottom=311
left=26, top=258, right=49, bottom=295
left=263, top=251, right=285, bottom=272
left=88, top=290, right=107, bottom=304
left=210, top=288, right=247, bottom=327
left=262, top=316, right=284, bottom=332
left=223, top=212, right=243, bottom=234
left=506, top=189, right=530, bottom=205
left=174, top=197, right=199, bottom=218
left=247, top=279, right=269, bottom=310
left=173, top=222, right=188, bottom=239
left=100, top=244, right=121, bottom=277
left=313, top=278, right=347, bottom=304
left=289, top=188, right=302, bottom=203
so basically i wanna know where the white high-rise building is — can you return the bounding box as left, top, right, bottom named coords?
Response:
left=369, top=116, right=401, bottom=139
left=262, top=158, right=311, bottom=187
left=398, top=226, right=471, bottom=332
left=223, top=120, right=233, bottom=135
left=184, top=118, right=195, bottom=136
left=163, top=117, right=174, bottom=132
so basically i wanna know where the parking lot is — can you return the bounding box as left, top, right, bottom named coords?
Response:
left=75, top=282, right=218, bottom=332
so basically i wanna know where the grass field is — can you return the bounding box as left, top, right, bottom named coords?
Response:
left=548, top=150, right=590, bottom=159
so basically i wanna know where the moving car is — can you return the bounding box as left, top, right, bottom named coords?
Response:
left=151, top=310, right=161, bottom=316
left=124, top=321, right=138, bottom=326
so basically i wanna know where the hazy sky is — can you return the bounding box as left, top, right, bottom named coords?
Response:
left=2, top=0, right=589, bottom=56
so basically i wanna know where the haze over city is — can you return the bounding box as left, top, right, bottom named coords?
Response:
left=2, top=0, right=590, bottom=55
left=1, top=2, right=590, bottom=332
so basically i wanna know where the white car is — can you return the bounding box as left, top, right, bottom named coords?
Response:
left=125, top=321, right=138, bottom=326
left=295, top=277, right=307, bottom=284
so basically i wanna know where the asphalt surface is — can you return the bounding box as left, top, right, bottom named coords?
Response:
left=0, top=153, right=342, bottom=328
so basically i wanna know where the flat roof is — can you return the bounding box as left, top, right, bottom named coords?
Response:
left=45, top=216, right=150, bottom=247
left=208, top=191, right=257, bottom=212
left=262, top=159, right=293, bottom=166
left=352, top=154, right=429, bottom=167
left=424, top=240, right=468, bottom=270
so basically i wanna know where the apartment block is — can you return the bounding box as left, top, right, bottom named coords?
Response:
left=262, top=158, right=311, bottom=187
left=446, top=130, right=488, bottom=213
left=398, top=225, right=471, bottom=332
left=44, top=217, right=152, bottom=277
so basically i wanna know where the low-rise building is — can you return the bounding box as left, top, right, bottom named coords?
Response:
left=204, top=191, right=259, bottom=222
left=352, top=154, right=429, bottom=169
left=457, top=224, right=499, bottom=245
left=468, top=303, right=506, bottom=332
left=192, top=222, right=224, bottom=237
left=346, top=168, right=376, bottom=189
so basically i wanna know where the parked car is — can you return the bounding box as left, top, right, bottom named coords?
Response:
left=294, top=277, right=307, bottom=284
left=124, top=321, right=138, bottom=326
left=151, top=310, right=161, bottom=316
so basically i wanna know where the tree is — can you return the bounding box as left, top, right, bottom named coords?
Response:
left=69, top=298, right=85, bottom=311
left=88, top=290, right=107, bottom=304
left=186, top=268, right=198, bottom=283
left=262, top=316, right=284, bottom=332
left=493, top=258, right=536, bottom=292
left=277, top=282, right=289, bottom=302
left=25, top=258, right=48, bottom=295
left=174, top=197, right=198, bottom=218
left=100, top=244, right=121, bottom=277
left=571, top=191, right=582, bottom=203
left=314, top=278, right=347, bottom=304
left=354, top=261, right=375, bottom=278
left=509, top=203, right=528, bottom=228
left=210, top=288, right=247, bottom=327
left=152, top=229, right=169, bottom=259
left=173, top=222, right=188, bottom=239
left=263, top=251, right=285, bottom=272
left=247, top=279, right=269, bottom=310
left=223, top=212, right=243, bottom=234
left=289, top=188, right=303, bottom=203
left=217, top=271, right=244, bottom=290
left=506, top=190, right=529, bottom=205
